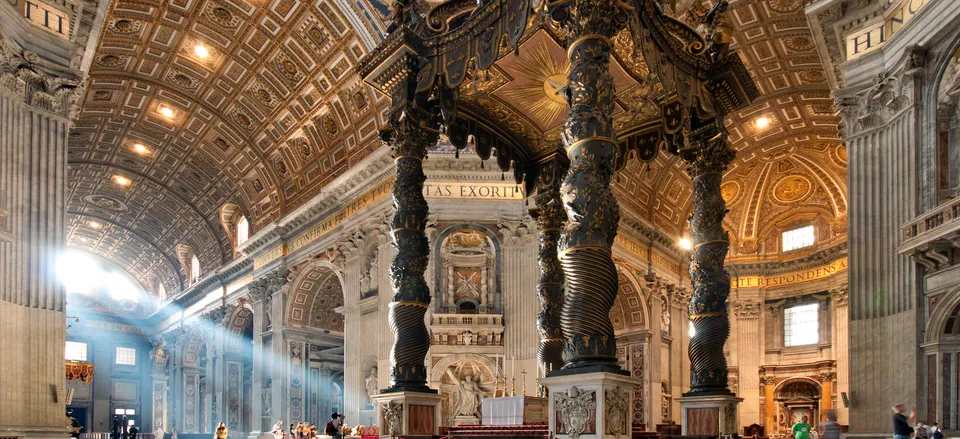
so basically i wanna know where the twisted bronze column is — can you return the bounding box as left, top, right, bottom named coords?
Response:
left=379, top=50, right=439, bottom=391
left=683, top=119, right=735, bottom=396
left=552, top=0, right=628, bottom=370
left=532, top=157, right=567, bottom=374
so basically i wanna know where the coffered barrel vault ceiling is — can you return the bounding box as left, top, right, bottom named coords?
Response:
left=65, top=0, right=846, bottom=292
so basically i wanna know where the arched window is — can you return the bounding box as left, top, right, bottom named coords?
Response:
left=237, top=216, right=249, bottom=245
left=191, top=255, right=200, bottom=284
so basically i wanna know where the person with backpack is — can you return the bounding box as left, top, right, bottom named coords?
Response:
left=931, top=422, right=944, bottom=439
left=325, top=413, right=339, bottom=437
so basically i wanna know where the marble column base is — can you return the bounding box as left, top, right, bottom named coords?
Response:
left=676, top=394, right=743, bottom=436
left=539, top=372, right=640, bottom=439
left=372, top=391, right=442, bottom=438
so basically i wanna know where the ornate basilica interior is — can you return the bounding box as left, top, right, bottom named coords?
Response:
left=1, top=0, right=959, bottom=439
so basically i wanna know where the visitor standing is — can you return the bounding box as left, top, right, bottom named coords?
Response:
left=793, top=415, right=813, bottom=439
left=822, top=410, right=840, bottom=439
left=931, top=422, right=944, bottom=439
left=272, top=420, right=284, bottom=439
left=916, top=422, right=929, bottom=439
left=129, top=424, right=139, bottom=439
left=153, top=425, right=165, bottom=439
left=893, top=404, right=917, bottom=439
left=215, top=422, right=228, bottom=439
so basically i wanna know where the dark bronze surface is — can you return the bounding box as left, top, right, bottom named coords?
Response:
left=532, top=156, right=568, bottom=374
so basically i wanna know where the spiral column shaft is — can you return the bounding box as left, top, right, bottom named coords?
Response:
left=534, top=157, right=567, bottom=375
left=554, top=0, right=629, bottom=371
left=684, top=120, right=735, bottom=396
left=384, top=94, right=437, bottom=393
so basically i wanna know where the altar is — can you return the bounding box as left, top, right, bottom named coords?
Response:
left=481, top=396, right=547, bottom=426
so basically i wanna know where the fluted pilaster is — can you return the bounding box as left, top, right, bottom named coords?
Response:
left=0, top=35, right=82, bottom=434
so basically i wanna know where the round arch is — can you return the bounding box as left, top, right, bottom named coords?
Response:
left=611, top=267, right=651, bottom=334
left=225, top=300, right=255, bottom=352
left=924, top=285, right=960, bottom=343
left=285, top=264, right=345, bottom=332
left=428, top=352, right=499, bottom=389
left=181, top=328, right=207, bottom=368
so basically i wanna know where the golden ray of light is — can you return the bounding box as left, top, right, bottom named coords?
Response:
left=496, top=40, right=570, bottom=129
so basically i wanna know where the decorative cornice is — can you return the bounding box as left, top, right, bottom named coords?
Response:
left=237, top=149, right=395, bottom=257
left=727, top=241, right=847, bottom=276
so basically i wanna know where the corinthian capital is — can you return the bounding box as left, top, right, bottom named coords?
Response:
left=732, top=300, right=763, bottom=319
left=0, top=36, right=84, bottom=119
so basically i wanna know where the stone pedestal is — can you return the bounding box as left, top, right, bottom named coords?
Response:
left=372, top=391, right=441, bottom=438
left=454, top=415, right=480, bottom=426
left=540, top=372, right=640, bottom=439
left=676, top=395, right=742, bottom=436
left=481, top=396, right=547, bottom=426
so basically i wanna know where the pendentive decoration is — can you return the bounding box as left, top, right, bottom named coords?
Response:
left=681, top=116, right=735, bottom=396
left=550, top=0, right=630, bottom=371
left=531, top=155, right=568, bottom=375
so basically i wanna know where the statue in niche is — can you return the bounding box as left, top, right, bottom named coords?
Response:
left=365, top=368, right=379, bottom=405
left=265, top=298, right=273, bottom=330
left=661, top=297, right=671, bottom=333
left=453, top=373, right=484, bottom=418
left=361, top=249, right=379, bottom=299
left=461, top=331, right=474, bottom=346
left=442, top=360, right=494, bottom=424
left=262, top=379, right=272, bottom=416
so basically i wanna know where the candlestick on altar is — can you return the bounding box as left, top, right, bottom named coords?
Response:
left=521, top=369, right=527, bottom=396
left=510, top=376, right=516, bottom=397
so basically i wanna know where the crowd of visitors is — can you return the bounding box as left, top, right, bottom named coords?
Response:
left=269, top=413, right=346, bottom=439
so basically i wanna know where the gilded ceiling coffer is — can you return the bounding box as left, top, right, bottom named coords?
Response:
left=531, top=156, right=568, bottom=375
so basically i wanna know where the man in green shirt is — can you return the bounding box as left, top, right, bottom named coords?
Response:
left=793, top=415, right=813, bottom=439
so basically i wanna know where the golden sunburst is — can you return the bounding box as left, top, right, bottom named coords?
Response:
left=494, top=37, right=570, bottom=130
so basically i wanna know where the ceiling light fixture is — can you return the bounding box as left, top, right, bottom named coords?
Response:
left=754, top=116, right=771, bottom=129
left=79, top=237, right=88, bottom=243
left=159, top=106, right=176, bottom=118
left=194, top=44, right=210, bottom=59
left=678, top=237, right=692, bottom=251
left=87, top=221, right=102, bottom=230
left=113, top=175, right=132, bottom=186
left=133, top=143, right=149, bottom=154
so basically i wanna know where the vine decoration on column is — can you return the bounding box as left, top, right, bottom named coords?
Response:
left=531, top=155, right=568, bottom=376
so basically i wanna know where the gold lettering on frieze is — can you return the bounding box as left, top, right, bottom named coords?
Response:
left=9, top=0, right=71, bottom=40
left=735, top=257, right=848, bottom=288
left=253, top=245, right=286, bottom=270
left=845, top=0, right=929, bottom=60
left=613, top=234, right=681, bottom=273
left=422, top=182, right=525, bottom=200
left=287, top=177, right=396, bottom=253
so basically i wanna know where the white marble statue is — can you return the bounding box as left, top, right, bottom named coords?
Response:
left=365, top=367, right=379, bottom=402
left=453, top=374, right=484, bottom=418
